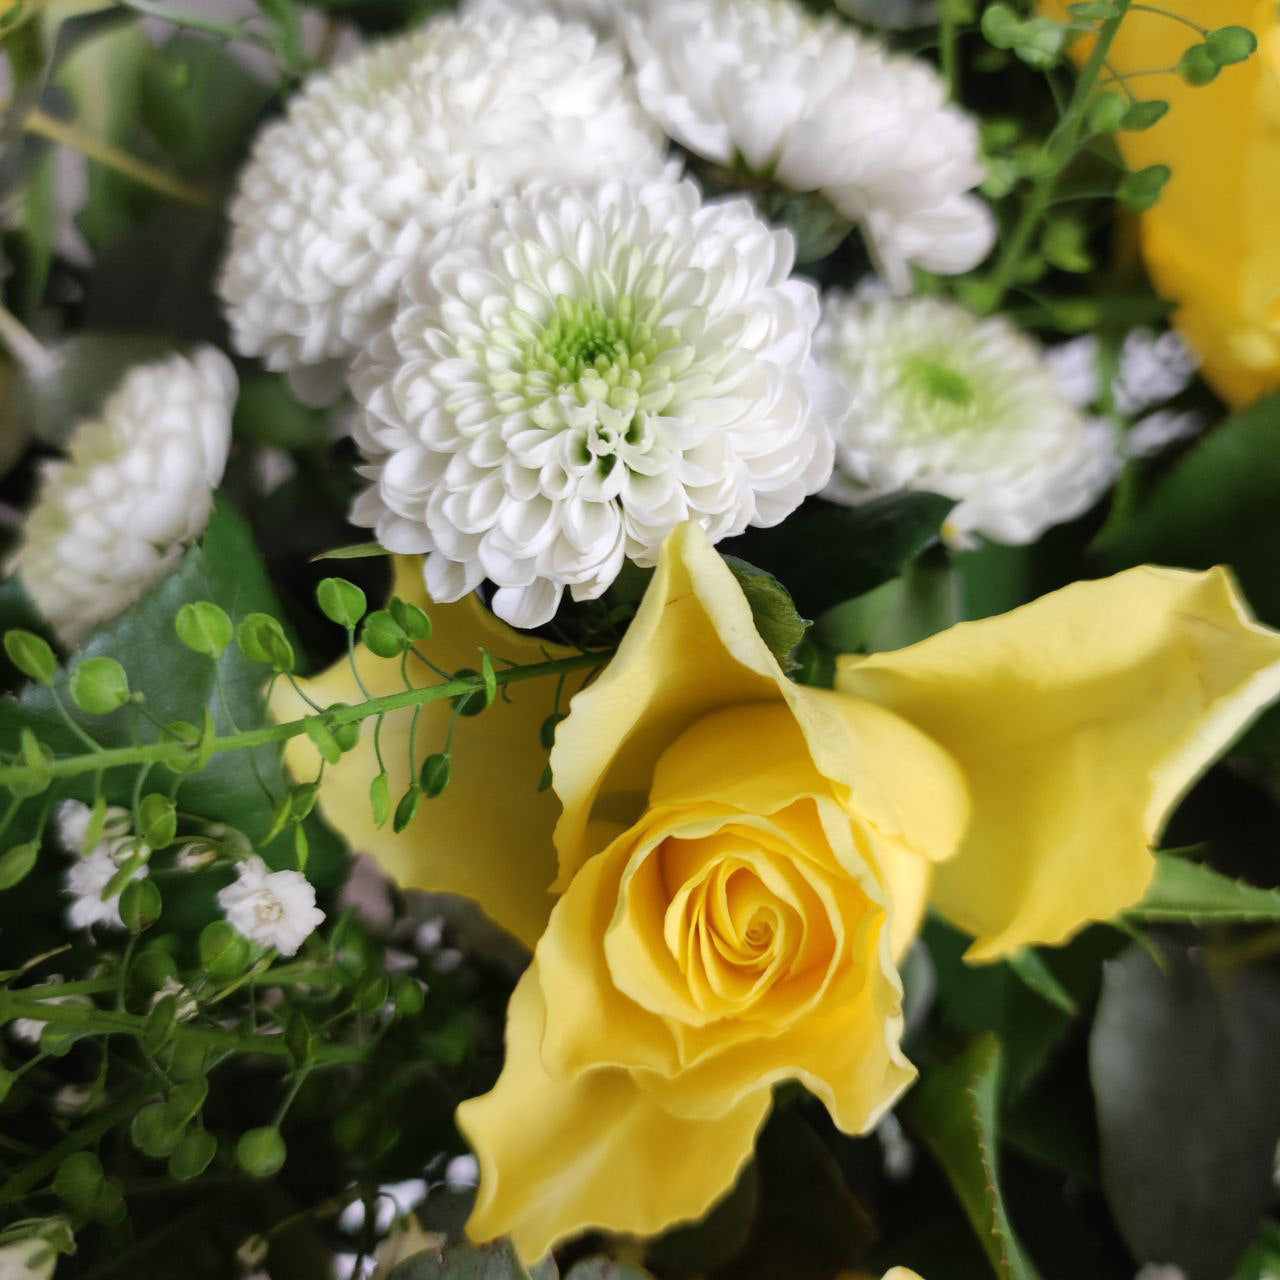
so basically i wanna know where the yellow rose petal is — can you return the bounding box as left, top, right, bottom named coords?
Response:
left=838, top=565, right=1280, bottom=959
left=456, top=967, right=771, bottom=1265
left=273, top=556, right=587, bottom=948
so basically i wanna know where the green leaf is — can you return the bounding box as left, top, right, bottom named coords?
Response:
left=480, top=652, right=497, bottom=708
left=132, top=1102, right=186, bottom=1158
left=370, top=772, right=391, bottom=828
left=0, top=841, right=39, bottom=889
left=4, top=629, right=56, bottom=686
left=722, top=556, right=811, bottom=669
left=168, top=1128, right=217, bottom=1181
left=120, top=878, right=162, bottom=932
left=313, top=541, right=391, bottom=562
left=199, top=919, right=250, bottom=977
left=233, top=373, right=330, bottom=449
left=386, top=1240, right=558, bottom=1280
left=1205, top=25, right=1257, bottom=66
left=394, top=785, right=422, bottom=833
left=390, top=595, right=432, bottom=640
left=1121, top=99, right=1169, bottom=130
left=1116, top=163, right=1172, bottom=211
left=1178, top=42, right=1221, bottom=84
left=236, top=612, right=295, bottom=672
left=1095, top=392, right=1280, bottom=626
left=564, top=1264, right=653, bottom=1280
left=721, top=493, right=954, bottom=618
left=303, top=716, right=343, bottom=766
left=1090, top=941, right=1280, bottom=1278
left=174, top=601, right=233, bottom=658
left=316, top=577, right=368, bottom=629
left=902, top=1036, right=1043, bottom=1280
left=53, top=1151, right=106, bottom=1212
left=363, top=609, right=409, bottom=659
left=138, top=793, right=178, bottom=848
left=1006, top=948, right=1078, bottom=1016
left=69, top=656, right=130, bottom=714
left=420, top=752, right=452, bottom=799
left=1129, top=852, right=1280, bottom=923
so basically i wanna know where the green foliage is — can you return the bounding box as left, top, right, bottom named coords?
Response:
left=1131, top=852, right=1280, bottom=923
left=3, top=629, right=56, bottom=686
left=903, top=1036, right=1043, bottom=1280
left=68, top=656, right=131, bottom=714
left=723, top=557, right=811, bottom=669
left=387, top=1240, right=561, bottom=1279
left=317, top=577, right=368, bottom=629
left=175, top=601, right=234, bottom=658
left=1090, top=942, right=1280, bottom=1278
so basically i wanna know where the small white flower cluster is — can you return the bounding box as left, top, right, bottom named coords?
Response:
left=816, top=288, right=1121, bottom=546
left=1047, top=330, right=1204, bottom=460
left=58, top=800, right=150, bottom=931
left=9, top=349, right=236, bottom=647
left=217, top=856, right=325, bottom=957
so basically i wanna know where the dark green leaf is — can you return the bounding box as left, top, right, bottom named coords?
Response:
left=1095, top=392, right=1280, bottom=625
left=138, top=793, right=177, bottom=848
left=903, top=1035, right=1043, bottom=1280
left=720, top=493, right=954, bottom=618
left=722, top=556, right=811, bottom=669
left=1090, top=942, right=1280, bottom=1278
left=0, top=841, right=39, bottom=889
left=387, top=1239, right=558, bottom=1280
left=168, top=1128, right=217, bottom=1181
left=52, top=1151, right=106, bottom=1212
left=420, top=753, right=452, bottom=799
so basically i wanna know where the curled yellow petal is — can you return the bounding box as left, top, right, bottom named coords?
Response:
left=455, top=967, right=771, bottom=1264
left=273, top=556, right=587, bottom=948
left=838, top=566, right=1280, bottom=959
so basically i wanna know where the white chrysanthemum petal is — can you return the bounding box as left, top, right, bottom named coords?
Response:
left=350, top=179, right=835, bottom=628
left=624, top=0, right=994, bottom=287
left=217, top=856, right=325, bottom=957
left=465, top=0, right=630, bottom=36
left=817, top=289, right=1120, bottom=547
left=219, top=8, right=667, bottom=386
left=10, top=349, right=236, bottom=647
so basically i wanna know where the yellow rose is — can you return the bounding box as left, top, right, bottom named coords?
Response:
left=291, top=526, right=1280, bottom=1261
left=1046, top=0, right=1280, bottom=407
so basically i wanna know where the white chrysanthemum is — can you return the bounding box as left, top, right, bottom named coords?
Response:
left=10, top=350, right=235, bottom=647
left=218, top=856, right=325, bottom=957
left=219, top=8, right=668, bottom=399
left=465, top=0, right=630, bottom=36
left=624, top=0, right=994, bottom=289
left=816, top=289, right=1120, bottom=547
left=349, top=179, right=836, bottom=628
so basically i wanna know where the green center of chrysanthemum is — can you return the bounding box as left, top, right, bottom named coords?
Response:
left=529, top=295, right=666, bottom=393
left=899, top=353, right=976, bottom=409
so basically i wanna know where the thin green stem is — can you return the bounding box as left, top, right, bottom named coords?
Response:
left=50, top=690, right=104, bottom=756
left=983, top=0, right=1134, bottom=310
left=1128, top=2, right=1207, bottom=34
left=939, top=8, right=960, bottom=99
left=0, top=653, right=604, bottom=790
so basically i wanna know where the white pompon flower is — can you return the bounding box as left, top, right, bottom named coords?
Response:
left=10, top=350, right=235, bottom=647
left=218, top=8, right=667, bottom=396
left=464, top=0, right=629, bottom=36
left=217, top=857, right=325, bottom=957
left=624, top=0, right=994, bottom=289
left=816, top=288, right=1120, bottom=547
left=349, top=178, right=836, bottom=628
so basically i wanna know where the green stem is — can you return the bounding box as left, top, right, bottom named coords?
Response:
left=940, top=8, right=960, bottom=99
left=0, top=653, right=604, bottom=790
left=983, top=0, right=1134, bottom=309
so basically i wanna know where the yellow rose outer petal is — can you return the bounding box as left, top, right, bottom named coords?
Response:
left=1045, top=0, right=1280, bottom=406
left=272, top=556, right=589, bottom=948
left=456, top=968, right=771, bottom=1264
left=838, top=565, right=1280, bottom=959
left=550, top=524, right=969, bottom=893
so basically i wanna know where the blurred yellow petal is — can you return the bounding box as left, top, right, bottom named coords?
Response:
left=1046, top=0, right=1280, bottom=405
left=456, top=966, right=771, bottom=1264
left=838, top=566, right=1280, bottom=959
left=272, top=556, right=587, bottom=948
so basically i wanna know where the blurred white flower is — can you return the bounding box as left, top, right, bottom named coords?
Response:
left=350, top=178, right=835, bottom=627
left=816, top=288, right=1120, bottom=546
left=337, top=1180, right=429, bottom=1235
left=217, top=857, right=325, bottom=957
left=149, top=976, right=198, bottom=1023
left=444, top=1154, right=479, bottom=1188
left=0, top=1234, right=60, bottom=1280
left=465, top=0, right=630, bottom=35
left=624, top=0, right=993, bottom=289
left=219, top=7, right=667, bottom=399
left=1125, top=409, right=1204, bottom=460
left=56, top=799, right=130, bottom=854
left=65, top=842, right=149, bottom=931
left=9, top=349, right=235, bottom=647
left=1046, top=329, right=1199, bottom=416
left=1134, top=1268, right=1186, bottom=1280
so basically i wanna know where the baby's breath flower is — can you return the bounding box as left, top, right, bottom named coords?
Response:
left=217, top=857, right=325, bottom=957
left=9, top=350, right=235, bottom=647
left=816, top=288, right=1120, bottom=546
left=219, top=7, right=667, bottom=400
left=58, top=801, right=150, bottom=931
left=350, top=178, right=835, bottom=627
left=149, top=976, right=198, bottom=1023
left=624, top=0, right=993, bottom=289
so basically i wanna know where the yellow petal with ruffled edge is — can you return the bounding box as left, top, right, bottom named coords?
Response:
left=1044, top=0, right=1280, bottom=406
left=838, top=565, right=1280, bottom=960
left=549, top=523, right=968, bottom=896
left=456, top=967, right=771, bottom=1264
left=272, top=556, right=587, bottom=948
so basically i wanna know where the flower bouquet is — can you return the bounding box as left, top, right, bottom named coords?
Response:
left=2, top=0, right=1280, bottom=1277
